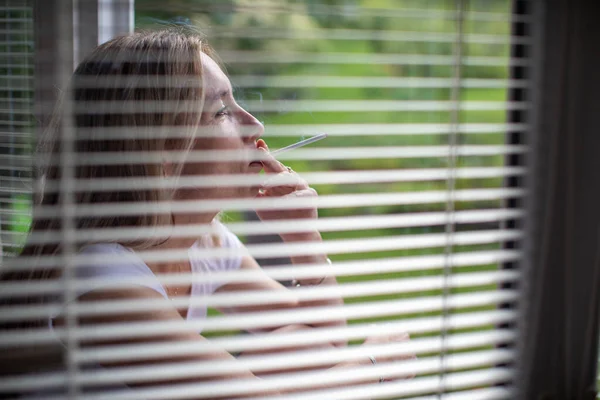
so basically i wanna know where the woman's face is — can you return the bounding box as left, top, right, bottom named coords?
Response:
left=174, top=52, right=265, bottom=204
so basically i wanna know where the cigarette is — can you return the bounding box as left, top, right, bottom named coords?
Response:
left=270, top=133, right=328, bottom=156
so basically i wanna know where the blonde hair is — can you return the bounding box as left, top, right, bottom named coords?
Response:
left=1, top=29, right=220, bottom=322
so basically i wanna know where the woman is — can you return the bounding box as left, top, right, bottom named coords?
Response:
left=2, top=29, right=415, bottom=398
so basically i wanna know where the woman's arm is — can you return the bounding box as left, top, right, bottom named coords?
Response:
left=252, top=139, right=347, bottom=332
left=282, top=230, right=345, bottom=329
left=216, top=253, right=345, bottom=340
left=215, top=255, right=297, bottom=316
left=57, top=287, right=412, bottom=397
left=55, top=286, right=280, bottom=399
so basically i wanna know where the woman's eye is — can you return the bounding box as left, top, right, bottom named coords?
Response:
left=215, top=105, right=230, bottom=118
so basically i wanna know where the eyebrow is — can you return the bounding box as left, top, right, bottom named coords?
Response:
left=205, top=89, right=230, bottom=102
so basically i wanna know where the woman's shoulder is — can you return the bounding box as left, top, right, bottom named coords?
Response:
left=189, top=220, right=245, bottom=274
left=74, top=242, right=168, bottom=299
left=76, top=243, right=151, bottom=276
left=211, top=220, right=243, bottom=249
left=79, top=242, right=130, bottom=255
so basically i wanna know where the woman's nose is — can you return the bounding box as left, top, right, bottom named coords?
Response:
left=238, top=108, right=264, bottom=143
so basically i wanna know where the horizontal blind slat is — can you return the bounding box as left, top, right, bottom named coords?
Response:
left=65, top=75, right=527, bottom=89
left=0, top=270, right=520, bottom=321
left=6, top=229, right=522, bottom=269
left=76, top=310, right=517, bottom=363
left=30, top=167, right=525, bottom=193
left=229, top=76, right=529, bottom=89
left=1, top=145, right=528, bottom=167
left=0, top=308, right=518, bottom=348
left=117, top=290, right=519, bottom=335
left=36, top=50, right=522, bottom=67
left=0, top=331, right=515, bottom=391
left=53, top=100, right=527, bottom=114
left=138, top=2, right=523, bottom=23
left=210, top=27, right=528, bottom=45
left=18, top=189, right=524, bottom=220
left=10, top=209, right=523, bottom=245
left=2, top=354, right=514, bottom=399
left=76, top=350, right=514, bottom=390
left=219, top=51, right=529, bottom=67
left=68, top=123, right=527, bottom=140
left=79, top=356, right=515, bottom=400
left=264, top=367, right=514, bottom=400
left=0, top=290, right=518, bottom=344
left=405, top=387, right=513, bottom=400
left=0, top=250, right=521, bottom=297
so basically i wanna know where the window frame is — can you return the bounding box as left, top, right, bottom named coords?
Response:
left=515, top=0, right=600, bottom=398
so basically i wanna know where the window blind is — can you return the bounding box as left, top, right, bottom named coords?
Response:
left=0, top=0, right=531, bottom=399
left=0, top=0, right=33, bottom=263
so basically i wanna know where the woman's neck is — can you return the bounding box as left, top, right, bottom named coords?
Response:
left=163, top=211, right=218, bottom=248
left=145, top=214, right=218, bottom=308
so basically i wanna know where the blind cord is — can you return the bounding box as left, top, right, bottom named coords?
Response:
left=439, top=0, right=466, bottom=397
left=58, top=1, right=79, bottom=398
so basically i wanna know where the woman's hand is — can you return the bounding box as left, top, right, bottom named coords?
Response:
left=238, top=326, right=417, bottom=387
left=253, top=140, right=344, bottom=329
left=255, top=139, right=319, bottom=242
left=361, top=331, right=417, bottom=381
left=236, top=324, right=338, bottom=377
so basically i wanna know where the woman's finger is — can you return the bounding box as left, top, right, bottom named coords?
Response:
left=259, top=147, right=287, bottom=174
left=261, top=172, right=309, bottom=192
left=258, top=187, right=317, bottom=203
left=257, top=139, right=268, bottom=150
left=257, top=140, right=302, bottom=178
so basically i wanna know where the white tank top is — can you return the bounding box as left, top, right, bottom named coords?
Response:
left=49, top=221, right=245, bottom=334
left=29, top=223, right=246, bottom=398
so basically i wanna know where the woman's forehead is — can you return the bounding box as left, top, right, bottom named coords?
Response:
left=201, top=52, right=232, bottom=100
